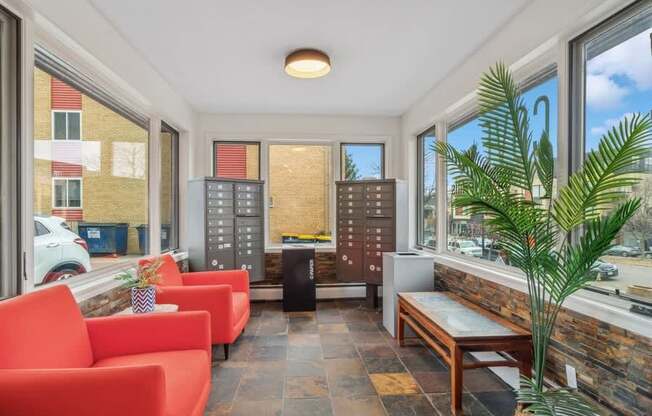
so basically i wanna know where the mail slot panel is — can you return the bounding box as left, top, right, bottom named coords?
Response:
left=337, top=225, right=365, bottom=235
left=365, top=208, right=393, bottom=217
left=207, top=208, right=234, bottom=218
left=236, top=216, right=262, bottom=225
left=236, top=247, right=263, bottom=257
left=207, top=234, right=234, bottom=244
left=338, top=191, right=364, bottom=201
left=206, top=182, right=233, bottom=192
left=236, top=232, right=263, bottom=242
left=365, top=183, right=394, bottom=193
left=208, top=198, right=233, bottom=207
left=338, top=232, right=364, bottom=242
left=236, top=224, right=263, bottom=234
left=336, top=249, right=363, bottom=282
left=236, top=239, right=263, bottom=249
left=207, top=224, right=234, bottom=235
left=338, top=207, right=364, bottom=218
left=337, top=183, right=364, bottom=193
left=235, top=192, right=260, bottom=200
left=235, top=199, right=261, bottom=208
left=236, top=206, right=261, bottom=216
left=337, top=217, right=365, bottom=227
left=337, top=240, right=364, bottom=249
left=364, top=199, right=393, bottom=209
left=364, top=191, right=394, bottom=201
left=365, top=242, right=394, bottom=251
left=365, top=233, right=394, bottom=244
left=337, top=200, right=365, bottom=209
left=207, top=190, right=234, bottom=200
left=235, top=183, right=261, bottom=193
left=207, top=228, right=233, bottom=237
left=206, top=253, right=235, bottom=271
left=207, top=242, right=234, bottom=252
left=207, top=218, right=233, bottom=228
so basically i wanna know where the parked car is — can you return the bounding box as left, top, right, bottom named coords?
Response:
left=604, top=245, right=642, bottom=257
left=590, top=258, right=618, bottom=280
left=34, top=216, right=92, bottom=285
left=449, top=240, right=482, bottom=257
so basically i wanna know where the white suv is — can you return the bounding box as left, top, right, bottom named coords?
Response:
left=34, top=216, right=92, bottom=285
left=449, top=240, right=483, bottom=257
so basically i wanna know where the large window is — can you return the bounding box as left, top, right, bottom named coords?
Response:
left=340, top=143, right=384, bottom=180
left=417, top=127, right=437, bottom=248
left=33, top=53, right=149, bottom=286
left=572, top=1, right=652, bottom=302
left=0, top=6, right=20, bottom=299
left=446, top=73, right=558, bottom=265
left=213, top=141, right=260, bottom=179
left=160, top=122, right=179, bottom=252
left=269, top=144, right=332, bottom=244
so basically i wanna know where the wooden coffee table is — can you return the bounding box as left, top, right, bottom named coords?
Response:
left=397, top=292, right=532, bottom=415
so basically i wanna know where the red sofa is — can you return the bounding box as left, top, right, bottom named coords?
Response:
left=142, top=254, right=250, bottom=359
left=0, top=285, right=211, bottom=416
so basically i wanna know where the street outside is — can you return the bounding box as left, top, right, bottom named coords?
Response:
left=591, top=255, right=652, bottom=297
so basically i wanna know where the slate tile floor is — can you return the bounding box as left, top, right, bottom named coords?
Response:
left=205, top=300, right=518, bottom=416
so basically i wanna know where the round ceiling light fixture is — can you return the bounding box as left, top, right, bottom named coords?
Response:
left=284, top=49, right=331, bottom=79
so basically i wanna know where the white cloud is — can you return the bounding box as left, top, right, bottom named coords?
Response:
left=585, top=73, right=629, bottom=109
left=586, top=28, right=652, bottom=109
left=589, top=112, right=636, bottom=137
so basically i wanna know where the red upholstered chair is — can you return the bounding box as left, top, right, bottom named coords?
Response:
left=0, top=285, right=211, bottom=416
left=141, top=254, right=250, bottom=359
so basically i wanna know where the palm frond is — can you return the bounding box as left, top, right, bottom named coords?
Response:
left=518, top=378, right=597, bottom=416
left=478, top=62, right=535, bottom=191
left=553, top=114, right=652, bottom=231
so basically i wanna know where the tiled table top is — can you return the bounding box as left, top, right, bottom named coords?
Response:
left=204, top=299, right=517, bottom=416
left=399, top=292, right=517, bottom=338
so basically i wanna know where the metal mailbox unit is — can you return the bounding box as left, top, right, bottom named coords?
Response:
left=187, top=177, right=265, bottom=282
left=336, top=179, right=408, bottom=300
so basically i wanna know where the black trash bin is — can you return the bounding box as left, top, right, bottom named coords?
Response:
left=136, top=224, right=171, bottom=254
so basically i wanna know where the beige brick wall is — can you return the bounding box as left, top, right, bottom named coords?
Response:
left=269, top=145, right=331, bottom=243
left=245, top=143, right=259, bottom=179
left=33, top=68, right=149, bottom=255
left=33, top=69, right=53, bottom=216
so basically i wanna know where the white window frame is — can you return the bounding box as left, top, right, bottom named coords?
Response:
left=416, top=125, right=437, bottom=250
left=438, top=67, right=559, bottom=273
left=51, top=177, right=82, bottom=209
left=51, top=109, right=82, bottom=141
left=339, top=142, right=386, bottom=181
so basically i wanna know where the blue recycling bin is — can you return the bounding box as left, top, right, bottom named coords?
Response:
left=136, top=224, right=171, bottom=254
left=78, top=223, right=129, bottom=255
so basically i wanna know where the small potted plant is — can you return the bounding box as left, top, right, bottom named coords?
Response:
left=116, top=257, right=163, bottom=313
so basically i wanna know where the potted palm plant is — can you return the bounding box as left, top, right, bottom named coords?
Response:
left=435, top=63, right=651, bottom=414
left=116, top=257, right=163, bottom=313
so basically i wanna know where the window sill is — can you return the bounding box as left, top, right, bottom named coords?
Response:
left=431, top=253, right=652, bottom=339
left=33, top=251, right=189, bottom=303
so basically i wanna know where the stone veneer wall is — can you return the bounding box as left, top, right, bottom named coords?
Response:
left=78, top=258, right=189, bottom=317
left=435, top=263, right=651, bottom=416
left=260, top=252, right=338, bottom=285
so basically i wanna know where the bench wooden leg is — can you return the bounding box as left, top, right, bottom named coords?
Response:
left=451, top=345, right=463, bottom=415
left=397, top=305, right=405, bottom=346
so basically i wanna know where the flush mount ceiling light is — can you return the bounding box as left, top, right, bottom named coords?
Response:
left=284, top=49, right=331, bottom=79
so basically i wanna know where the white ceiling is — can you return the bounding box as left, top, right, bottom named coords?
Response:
left=89, top=0, right=530, bottom=115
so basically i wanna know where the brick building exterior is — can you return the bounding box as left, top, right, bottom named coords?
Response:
left=33, top=68, right=149, bottom=255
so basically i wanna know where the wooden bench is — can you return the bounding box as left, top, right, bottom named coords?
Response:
left=397, top=292, right=532, bottom=415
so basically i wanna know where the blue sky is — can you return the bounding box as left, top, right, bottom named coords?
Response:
left=344, top=144, right=383, bottom=179
left=444, top=27, right=652, bottom=188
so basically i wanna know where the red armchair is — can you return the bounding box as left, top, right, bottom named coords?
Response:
left=0, top=285, right=211, bottom=416
left=141, top=254, right=250, bottom=359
